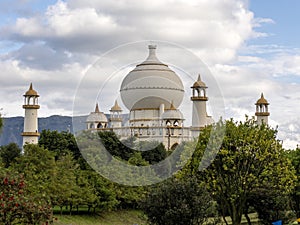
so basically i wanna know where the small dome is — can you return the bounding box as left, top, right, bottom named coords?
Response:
left=256, top=93, right=269, bottom=105
left=192, top=74, right=207, bottom=88
left=86, top=104, right=108, bottom=123
left=24, top=83, right=39, bottom=96
left=162, top=103, right=183, bottom=120
left=110, top=100, right=122, bottom=111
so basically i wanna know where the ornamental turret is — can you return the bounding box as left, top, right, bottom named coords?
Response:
left=109, top=100, right=123, bottom=128
left=255, top=93, right=270, bottom=125
left=190, top=74, right=210, bottom=137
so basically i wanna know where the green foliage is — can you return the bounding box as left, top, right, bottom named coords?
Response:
left=0, top=166, right=53, bottom=225
left=0, top=143, right=21, bottom=168
left=183, top=118, right=296, bottom=225
left=286, top=147, right=300, bottom=218
left=98, top=131, right=167, bottom=164
left=140, top=177, right=218, bottom=225
left=139, top=142, right=167, bottom=164
left=51, top=153, right=79, bottom=214
left=98, top=131, right=134, bottom=161
left=13, top=144, right=57, bottom=202
left=39, top=129, right=81, bottom=159
left=246, top=188, right=294, bottom=225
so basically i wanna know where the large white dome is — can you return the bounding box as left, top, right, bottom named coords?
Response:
left=120, top=45, right=184, bottom=110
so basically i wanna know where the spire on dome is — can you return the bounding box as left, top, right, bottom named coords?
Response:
left=256, top=93, right=269, bottom=105
left=95, top=103, right=100, bottom=113
left=110, top=100, right=122, bottom=111
left=24, top=83, right=39, bottom=96
left=191, top=74, right=207, bottom=88
left=170, top=100, right=176, bottom=110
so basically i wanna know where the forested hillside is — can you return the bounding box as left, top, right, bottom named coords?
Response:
left=0, top=115, right=86, bottom=147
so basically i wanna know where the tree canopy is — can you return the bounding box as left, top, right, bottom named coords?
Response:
left=182, top=118, right=296, bottom=225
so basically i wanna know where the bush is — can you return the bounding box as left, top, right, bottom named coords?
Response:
left=140, top=177, right=218, bottom=225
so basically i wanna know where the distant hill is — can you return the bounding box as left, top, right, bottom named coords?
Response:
left=0, top=115, right=85, bottom=147
left=0, top=114, right=129, bottom=147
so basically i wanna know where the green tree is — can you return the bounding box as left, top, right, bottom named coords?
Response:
left=246, top=188, right=293, bottom=225
left=39, top=129, right=81, bottom=159
left=140, top=141, right=167, bottom=164
left=287, top=146, right=300, bottom=219
left=0, top=166, right=53, bottom=225
left=184, top=119, right=296, bottom=225
left=0, top=143, right=21, bottom=168
left=51, top=152, right=79, bottom=215
left=12, top=144, right=56, bottom=206
left=140, top=177, right=217, bottom=225
left=98, top=131, right=134, bottom=161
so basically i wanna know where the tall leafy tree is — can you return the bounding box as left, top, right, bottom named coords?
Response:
left=0, top=143, right=21, bottom=168
left=39, top=129, right=81, bottom=159
left=12, top=144, right=56, bottom=206
left=287, top=146, right=300, bottom=219
left=183, top=119, right=296, bottom=225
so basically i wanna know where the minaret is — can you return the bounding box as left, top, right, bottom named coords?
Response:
left=109, top=100, right=123, bottom=128
left=22, top=83, right=40, bottom=146
left=191, top=74, right=209, bottom=137
left=255, top=93, right=270, bottom=125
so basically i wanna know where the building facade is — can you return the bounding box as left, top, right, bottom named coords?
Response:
left=86, top=45, right=213, bottom=149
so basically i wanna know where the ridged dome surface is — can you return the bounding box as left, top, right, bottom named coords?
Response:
left=162, top=109, right=183, bottom=120
left=86, top=112, right=108, bottom=123
left=120, top=45, right=184, bottom=110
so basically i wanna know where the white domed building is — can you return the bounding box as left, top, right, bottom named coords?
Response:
left=86, top=45, right=214, bottom=149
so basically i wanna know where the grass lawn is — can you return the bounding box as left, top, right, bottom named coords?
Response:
left=53, top=209, right=147, bottom=225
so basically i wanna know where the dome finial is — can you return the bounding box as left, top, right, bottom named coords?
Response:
left=197, top=74, right=201, bottom=81
left=95, top=103, right=100, bottom=113
left=170, top=100, right=176, bottom=110
left=110, top=100, right=122, bottom=111
left=256, top=93, right=269, bottom=105
left=145, top=44, right=159, bottom=62
left=24, top=82, right=39, bottom=96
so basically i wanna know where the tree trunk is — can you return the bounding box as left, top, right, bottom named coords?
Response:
left=230, top=205, right=243, bottom=225
left=69, top=204, right=72, bottom=216
left=222, top=215, right=229, bottom=225
left=245, top=213, right=252, bottom=225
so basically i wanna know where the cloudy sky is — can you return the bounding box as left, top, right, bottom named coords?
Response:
left=0, top=0, right=299, bottom=149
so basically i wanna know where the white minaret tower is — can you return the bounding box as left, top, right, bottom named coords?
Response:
left=255, top=93, right=270, bottom=125
left=22, top=83, right=40, bottom=146
left=191, top=74, right=209, bottom=137
left=109, top=100, right=123, bottom=128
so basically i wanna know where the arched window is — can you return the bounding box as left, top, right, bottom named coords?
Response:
left=166, top=120, right=171, bottom=126
left=174, top=120, right=179, bottom=127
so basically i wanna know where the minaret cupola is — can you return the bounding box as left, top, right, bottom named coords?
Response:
left=255, top=93, right=270, bottom=125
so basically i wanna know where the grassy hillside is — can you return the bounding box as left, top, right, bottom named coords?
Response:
left=53, top=210, right=147, bottom=225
